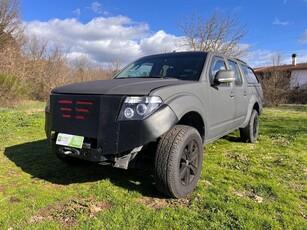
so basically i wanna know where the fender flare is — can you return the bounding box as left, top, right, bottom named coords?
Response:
left=165, top=93, right=208, bottom=140
left=241, top=95, right=260, bottom=128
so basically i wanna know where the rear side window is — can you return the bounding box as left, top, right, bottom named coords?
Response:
left=228, top=60, right=243, bottom=86
left=242, top=65, right=259, bottom=84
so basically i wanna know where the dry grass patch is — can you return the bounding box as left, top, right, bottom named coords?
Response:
left=29, top=197, right=112, bottom=227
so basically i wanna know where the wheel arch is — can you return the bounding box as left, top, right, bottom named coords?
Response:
left=165, top=93, right=207, bottom=144
left=241, top=95, right=262, bottom=128
left=177, top=111, right=205, bottom=143
left=253, top=102, right=260, bottom=115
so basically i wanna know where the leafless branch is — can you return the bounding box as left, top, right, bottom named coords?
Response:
left=257, top=53, right=292, bottom=106
left=177, top=10, right=249, bottom=58
left=0, top=0, right=23, bottom=49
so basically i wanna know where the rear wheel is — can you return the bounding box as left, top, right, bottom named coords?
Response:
left=154, top=125, right=203, bottom=198
left=240, top=109, right=259, bottom=143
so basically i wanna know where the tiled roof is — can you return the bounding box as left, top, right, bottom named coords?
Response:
left=254, top=63, right=307, bottom=72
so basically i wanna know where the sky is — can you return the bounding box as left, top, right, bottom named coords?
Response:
left=20, top=0, right=307, bottom=67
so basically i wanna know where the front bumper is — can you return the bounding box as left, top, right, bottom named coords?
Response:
left=45, top=94, right=178, bottom=162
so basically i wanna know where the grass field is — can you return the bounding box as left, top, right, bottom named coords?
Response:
left=0, top=102, right=306, bottom=229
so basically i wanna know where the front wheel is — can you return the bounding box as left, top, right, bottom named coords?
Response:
left=154, top=125, right=203, bottom=198
left=240, top=109, right=259, bottom=143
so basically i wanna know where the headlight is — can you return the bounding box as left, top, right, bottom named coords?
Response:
left=118, top=96, right=163, bottom=121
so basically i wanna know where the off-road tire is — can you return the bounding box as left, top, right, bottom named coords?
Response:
left=154, top=125, right=203, bottom=198
left=240, top=109, right=259, bottom=143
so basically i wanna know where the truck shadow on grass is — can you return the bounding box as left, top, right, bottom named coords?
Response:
left=4, top=139, right=159, bottom=198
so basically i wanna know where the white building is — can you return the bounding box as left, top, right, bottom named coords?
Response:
left=254, top=55, right=307, bottom=89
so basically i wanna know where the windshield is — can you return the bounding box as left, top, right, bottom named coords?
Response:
left=114, top=53, right=207, bottom=81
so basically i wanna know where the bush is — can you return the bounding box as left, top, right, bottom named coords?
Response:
left=288, top=88, right=307, bottom=104
left=0, top=72, right=27, bottom=106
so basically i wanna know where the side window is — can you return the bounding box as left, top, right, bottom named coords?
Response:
left=210, top=57, right=226, bottom=83
left=228, top=60, right=243, bottom=86
left=242, top=65, right=259, bottom=84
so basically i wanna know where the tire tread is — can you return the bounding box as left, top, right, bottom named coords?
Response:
left=154, top=125, right=203, bottom=198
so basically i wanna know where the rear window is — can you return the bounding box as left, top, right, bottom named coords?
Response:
left=242, top=65, right=259, bottom=84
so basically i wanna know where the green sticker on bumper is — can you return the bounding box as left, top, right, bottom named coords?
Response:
left=56, top=133, right=84, bottom=149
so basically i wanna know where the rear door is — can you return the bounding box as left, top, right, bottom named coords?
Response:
left=241, top=64, right=263, bottom=111
left=206, top=56, right=235, bottom=140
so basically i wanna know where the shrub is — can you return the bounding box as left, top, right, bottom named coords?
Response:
left=0, top=72, right=27, bottom=106
left=288, top=88, right=307, bottom=104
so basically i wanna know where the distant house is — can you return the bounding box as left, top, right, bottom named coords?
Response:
left=254, top=54, right=307, bottom=89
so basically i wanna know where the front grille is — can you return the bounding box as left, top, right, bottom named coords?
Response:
left=51, top=94, right=124, bottom=152
left=58, top=99, right=94, bottom=120
left=51, top=94, right=101, bottom=138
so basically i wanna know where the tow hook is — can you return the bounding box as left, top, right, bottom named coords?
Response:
left=59, top=147, right=80, bottom=156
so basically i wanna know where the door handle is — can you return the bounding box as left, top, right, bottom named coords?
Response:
left=230, top=92, right=234, bottom=97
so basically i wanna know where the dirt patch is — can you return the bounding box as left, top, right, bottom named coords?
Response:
left=225, top=153, right=249, bottom=172
left=0, top=185, right=5, bottom=192
left=7, top=170, right=20, bottom=178
left=234, top=190, right=247, bottom=198
left=25, top=108, right=45, bottom=114
left=136, top=197, right=190, bottom=210
left=9, top=197, right=21, bottom=203
left=234, top=190, right=264, bottom=203
left=225, top=153, right=248, bottom=163
left=200, top=179, right=213, bottom=186
left=29, top=198, right=112, bottom=226
left=89, top=201, right=112, bottom=216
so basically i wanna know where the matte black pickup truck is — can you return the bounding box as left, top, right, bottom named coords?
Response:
left=45, top=51, right=263, bottom=198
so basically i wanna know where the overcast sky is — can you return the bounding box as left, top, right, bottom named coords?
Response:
left=20, top=0, right=307, bottom=67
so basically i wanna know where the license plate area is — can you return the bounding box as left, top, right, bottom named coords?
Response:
left=56, top=133, right=84, bottom=149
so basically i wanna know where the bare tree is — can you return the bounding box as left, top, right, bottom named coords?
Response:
left=0, top=0, right=125, bottom=104
left=23, top=36, right=48, bottom=61
left=23, top=41, right=70, bottom=100
left=177, top=10, right=248, bottom=58
left=72, top=54, right=90, bottom=82
left=108, top=57, right=121, bottom=76
left=0, top=0, right=24, bottom=78
left=45, top=44, right=69, bottom=89
left=0, top=0, right=23, bottom=49
left=257, top=53, right=291, bottom=106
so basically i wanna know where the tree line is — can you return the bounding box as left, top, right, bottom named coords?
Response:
left=1, top=0, right=302, bottom=107
left=0, top=0, right=121, bottom=106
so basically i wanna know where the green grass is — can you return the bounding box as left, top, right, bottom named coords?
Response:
left=0, top=102, right=306, bottom=229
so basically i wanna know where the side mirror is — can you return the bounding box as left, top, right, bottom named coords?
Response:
left=215, top=70, right=235, bottom=84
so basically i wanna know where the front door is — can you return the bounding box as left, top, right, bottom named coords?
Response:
left=206, top=56, right=235, bottom=140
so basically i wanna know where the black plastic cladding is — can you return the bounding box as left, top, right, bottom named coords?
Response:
left=48, top=94, right=178, bottom=157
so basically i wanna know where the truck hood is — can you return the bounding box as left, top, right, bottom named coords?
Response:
left=52, top=78, right=191, bottom=95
